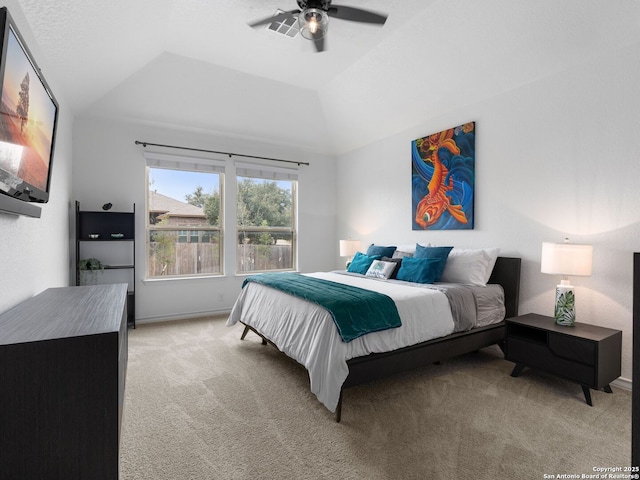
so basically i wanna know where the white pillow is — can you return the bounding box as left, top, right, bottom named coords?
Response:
left=440, top=248, right=500, bottom=286
left=365, top=260, right=397, bottom=280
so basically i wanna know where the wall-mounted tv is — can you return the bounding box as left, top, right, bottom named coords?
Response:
left=0, top=6, right=58, bottom=205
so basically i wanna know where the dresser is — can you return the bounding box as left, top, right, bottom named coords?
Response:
left=0, top=284, right=128, bottom=479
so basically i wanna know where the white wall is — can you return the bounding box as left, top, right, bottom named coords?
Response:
left=335, top=39, right=640, bottom=383
left=320, top=0, right=640, bottom=155
left=72, top=117, right=337, bottom=322
left=0, top=1, right=73, bottom=314
left=87, top=52, right=333, bottom=155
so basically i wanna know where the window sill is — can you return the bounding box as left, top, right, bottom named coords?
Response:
left=143, top=274, right=225, bottom=285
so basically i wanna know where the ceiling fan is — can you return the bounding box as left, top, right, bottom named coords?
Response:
left=249, top=0, right=388, bottom=52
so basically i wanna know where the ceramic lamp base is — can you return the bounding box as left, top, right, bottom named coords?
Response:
left=554, top=284, right=576, bottom=326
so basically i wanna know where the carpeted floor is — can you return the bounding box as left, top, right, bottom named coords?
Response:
left=120, top=315, right=631, bottom=480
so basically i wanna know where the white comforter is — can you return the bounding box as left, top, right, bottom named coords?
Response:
left=227, top=272, right=456, bottom=413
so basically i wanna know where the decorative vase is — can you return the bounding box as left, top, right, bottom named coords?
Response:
left=554, top=285, right=576, bottom=326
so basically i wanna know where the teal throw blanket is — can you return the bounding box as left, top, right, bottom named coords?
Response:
left=242, top=273, right=402, bottom=342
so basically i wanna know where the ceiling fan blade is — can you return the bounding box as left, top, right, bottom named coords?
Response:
left=248, top=9, right=300, bottom=28
left=327, top=5, right=387, bottom=25
left=312, top=31, right=325, bottom=52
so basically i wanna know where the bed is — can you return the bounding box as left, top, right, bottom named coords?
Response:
left=227, top=252, right=521, bottom=422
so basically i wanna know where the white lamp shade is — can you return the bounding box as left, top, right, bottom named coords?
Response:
left=541, top=242, right=593, bottom=276
left=339, top=239, right=360, bottom=257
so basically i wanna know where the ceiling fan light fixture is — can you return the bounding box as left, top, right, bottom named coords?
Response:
left=298, top=8, right=328, bottom=40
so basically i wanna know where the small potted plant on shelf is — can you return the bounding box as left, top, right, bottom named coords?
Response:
left=78, top=258, right=106, bottom=285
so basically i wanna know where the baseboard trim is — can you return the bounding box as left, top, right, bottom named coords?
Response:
left=136, top=309, right=231, bottom=325
left=612, top=377, right=631, bottom=392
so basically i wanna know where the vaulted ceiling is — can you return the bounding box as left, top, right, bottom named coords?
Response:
left=15, top=0, right=640, bottom=154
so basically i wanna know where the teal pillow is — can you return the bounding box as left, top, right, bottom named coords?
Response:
left=396, top=256, right=442, bottom=284
left=413, top=245, right=453, bottom=282
left=347, top=252, right=381, bottom=275
left=366, top=244, right=397, bottom=258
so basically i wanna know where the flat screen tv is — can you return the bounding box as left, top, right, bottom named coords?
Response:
left=0, top=7, right=58, bottom=204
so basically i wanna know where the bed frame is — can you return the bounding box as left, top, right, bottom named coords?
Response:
left=240, top=256, right=521, bottom=422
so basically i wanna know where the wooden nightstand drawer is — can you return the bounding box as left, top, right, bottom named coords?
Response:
left=548, top=334, right=596, bottom=365
left=507, top=337, right=595, bottom=386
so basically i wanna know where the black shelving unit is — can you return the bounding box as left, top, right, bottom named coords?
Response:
left=75, top=201, right=136, bottom=327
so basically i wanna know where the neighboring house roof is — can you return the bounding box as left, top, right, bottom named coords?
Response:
left=148, top=191, right=205, bottom=218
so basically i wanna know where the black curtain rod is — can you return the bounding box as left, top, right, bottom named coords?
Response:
left=134, top=140, right=310, bottom=167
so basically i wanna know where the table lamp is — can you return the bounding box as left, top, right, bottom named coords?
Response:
left=339, top=239, right=360, bottom=268
left=541, top=239, right=593, bottom=326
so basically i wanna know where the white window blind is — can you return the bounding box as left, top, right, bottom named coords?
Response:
left=144, top=152, right=226, bottom=173
left=235, top=161, right=298, bottom=181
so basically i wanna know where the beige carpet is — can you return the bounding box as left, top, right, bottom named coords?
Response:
left=120, top=316, right=631, bottom=480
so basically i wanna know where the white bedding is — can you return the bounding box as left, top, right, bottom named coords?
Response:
left=227, top=272, right=504, bottom=413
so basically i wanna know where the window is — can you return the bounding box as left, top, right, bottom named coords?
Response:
left=145, top=153, right=224, bottom=278
left=236, top=164, right=297, bottom=273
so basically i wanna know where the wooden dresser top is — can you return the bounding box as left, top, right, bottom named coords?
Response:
left=0, top=284, right=127, bottom=345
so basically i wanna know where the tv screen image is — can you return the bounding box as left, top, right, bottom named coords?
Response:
left=0, top=7, right=58, bottom=204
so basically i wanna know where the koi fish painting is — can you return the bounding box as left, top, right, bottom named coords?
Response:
left=412, top=122, right=475, bottom=230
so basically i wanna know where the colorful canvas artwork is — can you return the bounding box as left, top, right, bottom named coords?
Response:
left=411, top=122, right=475, bottom=230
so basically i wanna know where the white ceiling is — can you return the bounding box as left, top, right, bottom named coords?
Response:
left=17, top=0, right=422, bottom=111
left=14, top=0, right=640, bottom=154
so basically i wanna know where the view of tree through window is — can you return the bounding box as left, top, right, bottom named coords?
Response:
left=236, top=176, right=296, bottom=273
left=146, top=167, right=222, bottom=278
left=145, top=156, right=298, bottom=279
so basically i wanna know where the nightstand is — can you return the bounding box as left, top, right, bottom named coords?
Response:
left=505, top=313, right=622, bottom=406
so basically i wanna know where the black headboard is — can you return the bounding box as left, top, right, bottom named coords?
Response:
left=488, top=256, right=521, bottom=319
